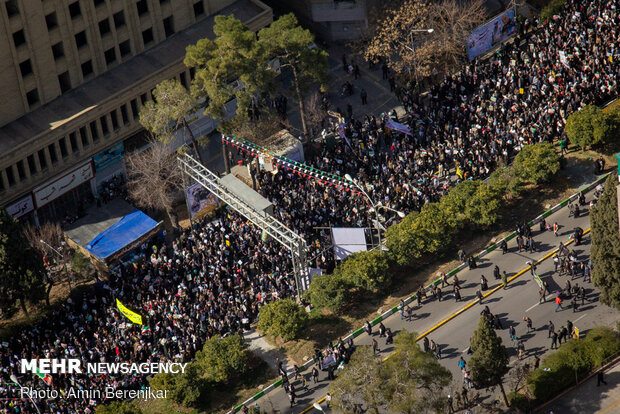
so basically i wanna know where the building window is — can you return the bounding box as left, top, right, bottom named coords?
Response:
left=140, top=93, right=148, bottom=105
left=16, top=160, right=26, bottom=181
left=130, top=99, right=139, bottom=120
left=27, top=154, right=37, bottom=174
left=48, top=144, right=58, bottom=164
left=141, top=28, right=153, bottom=46
left=100, top=116, right=109, bottom=135
left=90, top=121, right=99, bottom=142
left=46, top=12, right=58, bottom=30
left=68, top=1, right=81, bottom=19
left=119, top=40, right=131, bottom=57
left=136, top=0, right=148, bottom=16
left=5, top=0, right=19, bottom=17
left=104, top=47, right=116, bottom=65
left=6, top=167, right=16, bottom=187
left=120, top=104, right=129, bottom=125
left=38, top=149, right=47, bottom=169
left=52, top=42, right=64, bottom=60
left=58, top=71, right=71, bottom=93
left=19, top=59, right=33, bottom=78
left=93, top=0, right=104, bottom=7
left=99, top=18, right=111, bottom=36
left=12, top=30, right=26, bottom=48
left=75, top=31, right=87, bottom=49
left=59, top=137, right=68, bottom=157
left=110, top=109, right=119, bottom=130
left=193, top=1, right=204, bottom=18
left=113, top=11, right=125, bottom=29
left=163, top=16, right=174, bottom=38
left=180, top=72, right=188, bottom=89
left=69, top=132, right=78, bottom=152
left=81, top=60, right=93, bottom=78
left=80, top=127, right=89, bottom=147
left=26, top=89, right=40, bottom=106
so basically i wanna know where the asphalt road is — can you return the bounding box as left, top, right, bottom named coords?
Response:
left=250, top=188, right=619, bottom=414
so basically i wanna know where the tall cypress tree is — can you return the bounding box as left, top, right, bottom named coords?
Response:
left=0, top=209, right=46, bottom=316
left=469, top=316, right=510, bottom=406
left=591, top=175, right=620, bottom=309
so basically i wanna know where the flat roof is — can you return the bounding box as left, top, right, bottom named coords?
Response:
left=220, top=173, right=273, bottom=213
left=0, top=0, right=267, bottom=156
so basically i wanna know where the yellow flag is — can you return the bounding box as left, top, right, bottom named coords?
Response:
left=456, top=166, right=464, bottom=180
left=519, top=88, right=524, bottom=95
left=226, top=239, right=230, bottom=246
left=116, top=299, right=143, bottom=325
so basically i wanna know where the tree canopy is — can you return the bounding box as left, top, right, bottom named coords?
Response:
left=334, top=250, right=391, bottom=292
left=196, top=333, right=250, bottom=382
left=512, top=142, right=560, bottom=185
left=591, top=175, right=620, bottom=309
left=469, top=316, right=510, bottom=405
left=257, top=298, right=308, bottom=341
left=0, top=208, right=46, bottom=316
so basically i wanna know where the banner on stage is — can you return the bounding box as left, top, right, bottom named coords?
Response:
left=116, top=299, right=143, bottom=325
left=467, top=8, right=517, bottom=60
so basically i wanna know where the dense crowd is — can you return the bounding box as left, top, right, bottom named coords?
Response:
left=0, top=210, right=296, bottom=413
left=254, top=0, right=618, bottom=270
left=0, top=0, right=618, bottom=412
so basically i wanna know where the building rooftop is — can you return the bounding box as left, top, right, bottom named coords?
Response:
left=0, top=0, right=267, bottom=156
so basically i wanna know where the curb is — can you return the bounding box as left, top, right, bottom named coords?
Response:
left=230, top=173, right=609, bottom=413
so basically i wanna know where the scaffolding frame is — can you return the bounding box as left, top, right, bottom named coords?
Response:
left=177, top=153, right=310, bottom=298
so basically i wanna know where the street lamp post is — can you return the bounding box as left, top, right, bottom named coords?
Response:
left=344, top=174, right=406, bottom=249
left=398, top=28, right=434, bottom=88
left=10, top=374, right=42, bottom=414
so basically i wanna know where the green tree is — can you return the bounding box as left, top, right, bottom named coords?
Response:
left=138, top=79, right=204, bottom=163
left=257, top=13, right=328, bottom=139
left=595, top=106, right=620, bottom=147
left=565, top=105, right=600, bottom=149
left=440, top=180, right=504, bottom=228
left=329, top=345, right=385, bottom=413
left=95, top=401, right=142, bottom=414
left=469, top=316, right=510, bottom=406
left=334, top=250, right=391, bottom=292
left=257, top=298, right=308, bottom=341
left=0, top=209, right=46, bottom=316
left=382, top=331, right=452, bottom=413
left=196, top=334, right=250, bottom=382
left=184, top=15, right=273, bottom=131
left=591, top=175, right=620, bottom=309
left=540, top=0, right=567, bottom=22
left=305, top=273, right=350, bottom=313
left=512, top=142, right=560, bottom=185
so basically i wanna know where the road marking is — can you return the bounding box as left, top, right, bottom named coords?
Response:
left=598, top=396, right=620, bottom=414
left=294, top=229, right=591, bottom=414
left=526, top=302, right=539, bottom=312
left=573, top=314, right=587, bottom=323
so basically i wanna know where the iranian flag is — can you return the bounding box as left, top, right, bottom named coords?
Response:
left=141, top=326, right=151, bottom=335
left=35, top=368, right=52, bottom=386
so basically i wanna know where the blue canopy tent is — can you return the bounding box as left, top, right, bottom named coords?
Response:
left=85, top=210, right=162, bottom=264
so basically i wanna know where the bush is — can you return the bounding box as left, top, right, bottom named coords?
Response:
left=150, top=364, right=211, bottom=407
left=196, top=333, right=250, bottom=382
left=257, top=298, right=308, bottom=341
left=540, top=0, right=567, bottom=22
left=512, top=142, right=560, bottom=185
left=440, top=180, right=504, bottom=228
left=526, top=327, right=620, bottom=404
left=96, top=401, right=142, bottom=414
left=334, top=250, right=391, bottom=291
left=565, top=105, right=619, bottom=149
left=306, top=273, right=350, bottom=313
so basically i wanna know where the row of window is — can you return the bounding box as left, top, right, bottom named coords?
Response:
left=2, top=53, right=196, bottom=193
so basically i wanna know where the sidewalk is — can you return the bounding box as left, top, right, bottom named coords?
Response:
left=543, top=360, right=620, bottom=413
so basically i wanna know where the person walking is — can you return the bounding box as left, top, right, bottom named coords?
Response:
left=553, top=255, right=560, bottom=272
left=458, top=356, right=466, bottom=372
left=454, top=285, right=461, bottom=302
left=360, top=88, right=367, bottom=105
left=476, top=289, right=483, bottom=305
left=372, top=338, right=379, bottom=355
left=365, top=321, right=372, bottom=336
left=312, top=366, right=319, bottom=384
left=597, top=371, right=608, bottom=386
left=524, top=316, right=533, bottom=333
left=378, top=322, right=386, bottom=337
left=539, top=287, right=547, bottom=303
left=399, top=300, right=405, bottom=320
left=441, top=272, right=449, bottom=287
left=353, top=64, right=360, bottom=79
left=579, top=287, right=586, bottom=305
left=493, top=265, right=501, bottom=280
left=480, top=275, right=488, bottom=291
left=500, top=239, right=508, bottom=254
left=555, top=295, right=563, bottom=312
left=509, top=325, right=517, bottom=343
left=548, top=321, right=555, bottom=338
left=551, top=330, right=558, bottom=349
left=502, top=271, right=508, bottom=289
left=571, top=296, right=579, bottom=312
left=553, top=221, right=559, bottom=237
